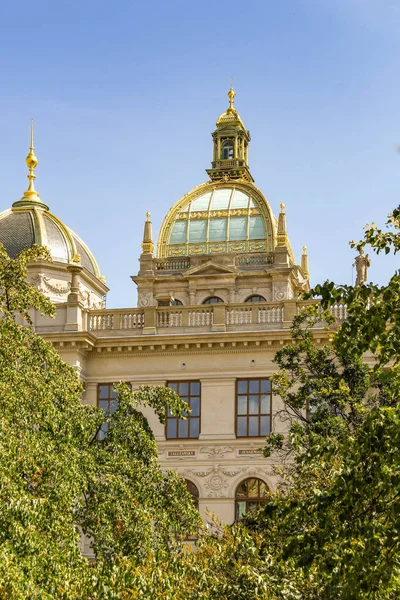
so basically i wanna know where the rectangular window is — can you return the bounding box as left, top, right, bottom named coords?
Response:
left=189, top=220, right=207, bottom=243
left=236, top=379, right=271, bottom=437
left=166, top=381, right=201, bottom=439
left=229, top=217, right=247, bottom=240
left=97, top=383, right=119, bottom=440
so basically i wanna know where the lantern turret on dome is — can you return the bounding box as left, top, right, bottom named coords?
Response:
left=206, top=86, right=253, bottom=183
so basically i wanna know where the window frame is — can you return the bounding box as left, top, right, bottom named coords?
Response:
left=235, top=378, right=272, bottom=438
left=245, top=294, right=266, bottom=303
left=235, top=477, right=270, bottom=521
left=166, top=380, right=201, bottom=440
left=97, top=383, right=119, bottom=440
left=202, top=296, right=224, bottom=304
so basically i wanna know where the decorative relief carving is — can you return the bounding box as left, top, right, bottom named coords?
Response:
left=138, top=292, right=152, bottom=308
left=186, top=464, right=243, bottom=498
left=199, top=446, right=234, bottom=459
left=32, top=275, right=70, bottom=297
left=273, top=282, right=288, bottom=301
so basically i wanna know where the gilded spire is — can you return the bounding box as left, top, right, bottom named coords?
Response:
left=301, top=244, right=310, bottom=279
left=227, top=84, right=236, bottom=114
left=276, top=203, right=288, bottom=247
left=13, top=120, right=49, bottom=210
left=141, top=212, right=154, bottom=254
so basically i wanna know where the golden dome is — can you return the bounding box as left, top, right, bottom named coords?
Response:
left=157, top=180, right=277, bottom=259
left=216, top=86, right=246, bottom=128
left=0, top=123, right=101, bottom=277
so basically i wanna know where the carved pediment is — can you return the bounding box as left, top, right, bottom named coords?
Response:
left=184, top=260, right=238, bottom=277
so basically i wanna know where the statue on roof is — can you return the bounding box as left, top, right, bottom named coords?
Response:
left=354, top=247, right=370, bottom=286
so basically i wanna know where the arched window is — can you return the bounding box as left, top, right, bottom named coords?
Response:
left=221, top=140, right=234, bottom=160
left=171, top=299, right=183, bottom=306
left=184, top=479, right=199, bottom=510
left=203, top=296, right=224, bottom=304
left=245, top=295, right=266, bottom=303
left=235, top=478, right=270, bottom=520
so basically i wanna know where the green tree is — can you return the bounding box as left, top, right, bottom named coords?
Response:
left=248, top=206, right=400, bottom=599
left=0, top=243, right=200, bottom=599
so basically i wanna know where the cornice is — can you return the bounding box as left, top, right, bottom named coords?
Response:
left=48, top=328, right=330, bottom=359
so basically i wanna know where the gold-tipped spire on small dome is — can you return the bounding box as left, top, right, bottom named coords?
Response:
left=24, top=119, right=39, bottom=199
left=227, top=81, right=236, bottom=114
left=13, top=120, right=49, bottom=210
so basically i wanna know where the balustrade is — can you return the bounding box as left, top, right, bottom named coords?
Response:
left=188, top=308, right=213, bottom=327
left=155, top=259, right=190, bottom=271
left=258, top=306, right=284, bottom=324
left=87, top=300, right=345, bottom=335
left=226, top=307, right=252, bottom=325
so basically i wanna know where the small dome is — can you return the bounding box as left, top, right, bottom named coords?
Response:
left=157, top=181, right=277, bottom=258
left=216, top=108, right=245, bottom=128
left=0, top=207, right=100, bottom=277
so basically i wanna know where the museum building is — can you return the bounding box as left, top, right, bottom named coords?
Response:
left=0, top=89, right=338, bottom=540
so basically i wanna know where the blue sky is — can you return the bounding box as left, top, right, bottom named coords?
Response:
left=0, top=0, right=399, bottom=306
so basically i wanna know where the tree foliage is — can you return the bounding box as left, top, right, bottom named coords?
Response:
left=0, top=244, right=200, bottom=599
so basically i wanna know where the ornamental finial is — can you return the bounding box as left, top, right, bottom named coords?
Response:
left=13, top=120, right=49, bottom=210
left=24, top=119, right=39, bottom=198
left=301, top=244, right=310, bottom=279
left=227, top=80, right=236, bottom=113
left=141, top=212, right=154, bottom=255
left=280, top=203, right=285, bottom=212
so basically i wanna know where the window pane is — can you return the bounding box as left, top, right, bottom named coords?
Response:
left=247, top=479, right=259, bottom=497
left=260, top=416, right=270, bottom=436
left=236, top=481, right=247, bottom=497
left=261, top=394, right=270, bottom=414
left=237, top=416, right=247, bottom=436
left=168, top=382, right=178, bottom=392
left=181, top=400, right=189, bottom=417
left=249, top=417, right=259, bottom=436
left=178, top=419, right=188, bottom=438
left=98, top=425, right=107, bottom=441
left=259, top=481, right=269, bottom=498
left=261, top=379, right=271, bottom=393
left=189, top=219, right=207, bottom=243
left=190, top=396, right=200, bottom=417
left=110, top=388, right=118, bottom=398
left=99, top=385, right=109, bottom=399
left=190, top=193, right=212, bottom=212
left=249, top=395, right=259, bottom=415
left=167, top=419, right=177, bottom=438
left=210, top=188, right=232, bottom=210
left=249, top=380, right=259, bottom=394
left=170, top=220, right=187, bottom=244
left=230, top=190, right=249, bottom=208
left=249, top=216, right=265, bottom=240
left=236, top=501, right=246, bottom=520
left=237, top=380, right=248, bottom=394
left=179, top=382, right=189, bottom=396
left=209, top=218, right=227, bottom=242
left=229, top=217, right=247, bottom=241
left=247, top=501, right=258, bottom=513
left=237, top=395, right=247, bottom=415
left=190, top=382, right=200, bottom=395
left=99, top=399, right=109, bottom=411
left=189, top=418, right=199, bottom=438
left=110, top=400, right=118, bottom=414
